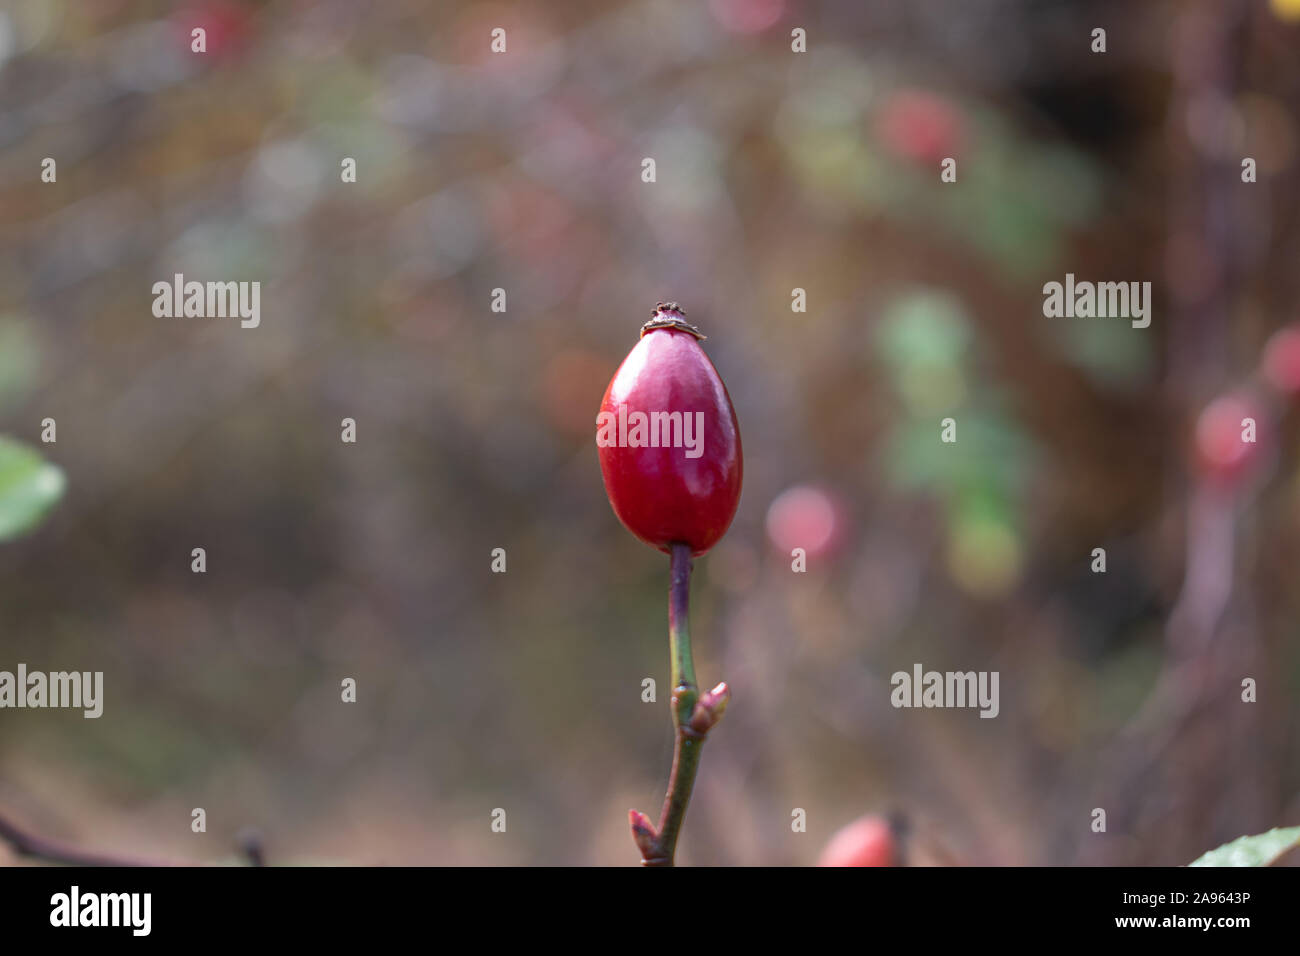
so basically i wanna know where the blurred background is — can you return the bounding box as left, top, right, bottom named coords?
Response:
left=1, top=0, right=1299, bottom=866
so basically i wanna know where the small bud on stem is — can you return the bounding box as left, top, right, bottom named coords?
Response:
left=688, top=682, right=731, bottom=736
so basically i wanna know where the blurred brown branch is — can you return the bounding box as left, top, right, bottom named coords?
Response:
left=0, top=809, right=267, bottom=867
left=0, top=809, right=176, bottom=867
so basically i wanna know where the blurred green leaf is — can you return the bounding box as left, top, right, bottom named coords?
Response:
left=1048, top=312, right=1153, bottom=390
left=884, top=418, right=960, bottom=490
left=874, top=291, right=971, bottom=370
left=0, top=318, right=40, bottom=407
left=1188, top=826, right=1300, bottom=867
left=0, top=436, right=65, bottom=541
left=884, top=410, right=1035, bottom=496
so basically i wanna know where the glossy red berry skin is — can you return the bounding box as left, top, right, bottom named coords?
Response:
left=598, top=308, right=743, bottom=557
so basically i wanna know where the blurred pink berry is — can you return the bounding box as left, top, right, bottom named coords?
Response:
left=174, top=1, right=252, bottom=60
left=875, top=89, right=965, bottom=165
left=709, top=0, right=785, bottom=34
left=1261, top=325, right=1300, bottom=396
left=766, top=485, right=842, bottom=559
left=818, top=816, right=895, bottom=867
left=1195, top=392, right=1267, bottom=489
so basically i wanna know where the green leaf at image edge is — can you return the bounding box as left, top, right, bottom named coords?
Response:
left=1188, top=826, right=1300, bottom=867
left=0, top=436, right=66, bottom=542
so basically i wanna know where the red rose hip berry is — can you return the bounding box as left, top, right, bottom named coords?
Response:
left=597, top=303, right=743, bottom=556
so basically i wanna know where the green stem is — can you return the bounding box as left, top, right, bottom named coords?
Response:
left=668, top=541, right=698, bottom=723
left=652, top=542, right=701, bottom=865
left=631, top=541, right=729, bottom=867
